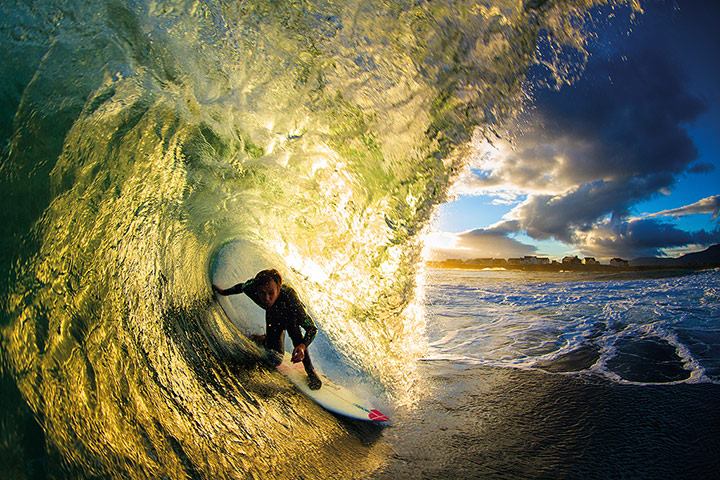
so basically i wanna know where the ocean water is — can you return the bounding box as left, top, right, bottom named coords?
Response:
left=373, top=268, right=720, bottom=479
left=423, top=268, right=720, bottom=385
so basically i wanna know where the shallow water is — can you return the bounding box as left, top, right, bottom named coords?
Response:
left=374, top=362, right=720, bottom=480
left=423, top=268, right=720, bottom=385
left=372, top=268, right=720, bottom=479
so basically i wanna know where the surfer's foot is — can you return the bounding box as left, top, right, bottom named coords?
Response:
left=307, top=371, right=322, bottom=390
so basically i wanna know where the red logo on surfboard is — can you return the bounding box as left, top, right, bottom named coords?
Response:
left=368, top=409, right=389, bottom=422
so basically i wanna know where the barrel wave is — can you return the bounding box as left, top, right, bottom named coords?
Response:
left=0, top=1, right=633, bottom=478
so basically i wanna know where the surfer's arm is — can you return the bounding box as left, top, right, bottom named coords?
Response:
left=212, top=278, right=256, bottom=297
left=299, top=315, right=317, bottom=347
left=238, top=278, right=263, bottom=304
left=287, top=288, right=317, bottom=346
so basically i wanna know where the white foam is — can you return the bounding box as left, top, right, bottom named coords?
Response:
left=422, top=269, right=720, bottom=386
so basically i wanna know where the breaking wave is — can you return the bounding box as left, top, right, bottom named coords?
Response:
left=0, top=0, right=636, bottom=478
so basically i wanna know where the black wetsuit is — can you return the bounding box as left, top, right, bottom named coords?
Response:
left=227, top=279, right=318, bottom=373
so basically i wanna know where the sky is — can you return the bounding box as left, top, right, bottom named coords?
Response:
left=428, top=0, right=720, bottom=261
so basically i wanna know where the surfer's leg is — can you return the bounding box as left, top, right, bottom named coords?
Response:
left=301, top=350, right=322, bottom=390
left=264, top=325, right=284, bottom=366
left=300, top=349, right=315, bottom=372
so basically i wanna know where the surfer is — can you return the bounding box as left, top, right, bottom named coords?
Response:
left=212, top=269, right=322, bottom=390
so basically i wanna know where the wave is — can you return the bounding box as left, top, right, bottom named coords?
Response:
left=0, top=0, right=634, bottom=478
left=423, top=269, right=720, bottom=387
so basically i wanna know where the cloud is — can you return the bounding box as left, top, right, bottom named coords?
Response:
left=687, top=162, right=716, bottom=174
left=466, top=50, right=704, bottom=195
left=507, top=174, right=678, bottom=243
left=453, top=42, right=714, bottom=257
left=644, top=195, right=720, bottom=219
left=579, top=218, right=720, bottom=258
left=425, top=225, right=536, bottom=260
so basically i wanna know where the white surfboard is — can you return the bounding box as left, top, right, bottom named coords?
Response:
left=276, top=353, right=390, bottom=424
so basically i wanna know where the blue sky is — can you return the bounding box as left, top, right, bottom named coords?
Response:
left=429, top=0, right=720, bottom=260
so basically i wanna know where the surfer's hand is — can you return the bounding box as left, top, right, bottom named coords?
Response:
left=212, top=284, right=224, bottom=295
left=291, top=344, right=306, bottom=363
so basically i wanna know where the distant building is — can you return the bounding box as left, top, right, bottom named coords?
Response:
left=584, top=257, right=599, bottom=265
left=562, top=256, right=582, bottom=265
left=521, top=256, right=550, bottom=265
left=610, top=258, right=629, bottom=267
left=507, top=258, right=523, bottom=265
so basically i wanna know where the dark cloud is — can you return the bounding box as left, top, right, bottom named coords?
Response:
left=476, top=49, right=705, bottom=194
left=582, top=218, right=720, bottom=258
left=687, top=162, right=715, bottom=174
left=512, top=176, right=674, bottom=243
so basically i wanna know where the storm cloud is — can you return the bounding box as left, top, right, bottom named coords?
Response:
left=454, top=18, right=717, bottom=257
left=471, top=51, right=705, bottom=190
left=580, top=218, right=720, bottom=258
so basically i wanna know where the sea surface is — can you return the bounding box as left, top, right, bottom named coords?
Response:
left=422, top=268, right=720, bottom=385
left=373, top=268, right=720, bottom=479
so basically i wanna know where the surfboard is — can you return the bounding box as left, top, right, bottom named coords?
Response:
left=276, top=353, right=390, bottom=424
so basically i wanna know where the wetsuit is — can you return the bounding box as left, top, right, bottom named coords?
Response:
left=228, top=279, right=317, bottom=374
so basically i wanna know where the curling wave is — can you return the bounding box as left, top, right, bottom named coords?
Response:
left=0, top=0, right=633, bottom=478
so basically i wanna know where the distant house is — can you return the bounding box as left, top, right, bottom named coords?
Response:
left=562, top=256, right=582, bottom=265
left=507, top=258, right=523, bottom=265
left=610, top=258, right=629, bottom=267
left=584, top=257, right=599, bottom=265
left=521, top=256, right=550, bottom=265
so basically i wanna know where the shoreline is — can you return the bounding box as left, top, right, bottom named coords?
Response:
left=425, top=261, right=719, bottom=274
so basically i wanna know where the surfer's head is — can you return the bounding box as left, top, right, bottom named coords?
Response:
left=254, top=269, right=282, bottom=308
